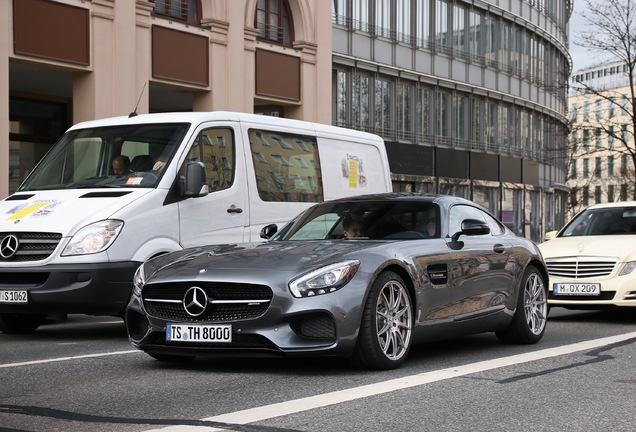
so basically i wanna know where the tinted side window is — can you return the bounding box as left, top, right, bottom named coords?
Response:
left=189, top=128, right=235, bottom=191
left=449, top=204, right=489, bottom=235
left=249, top=129, right=324, bottom=202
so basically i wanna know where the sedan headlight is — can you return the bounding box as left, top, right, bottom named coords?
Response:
left=62, top=220, right=124, bottom=256
left=289, top=260, right=359, bottom=298
left=133, top=264, right=146, bottom=296
left=619, top=261, right=636, bottom=276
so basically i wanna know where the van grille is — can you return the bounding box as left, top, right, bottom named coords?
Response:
left=545, top=257, right=618, bottom=279
left=0, top=232, right=62, bottom=262
left=142, top=281, right=273, bottom=322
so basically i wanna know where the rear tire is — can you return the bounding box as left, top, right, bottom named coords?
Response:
left=350, top=271, right=413, bottom=370
left=0, top=313, right=46, bottom=334
left=496, top=265, right=548, bottom=344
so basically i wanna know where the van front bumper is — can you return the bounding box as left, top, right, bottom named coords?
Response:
left=0, top=262, right=141, bottom=316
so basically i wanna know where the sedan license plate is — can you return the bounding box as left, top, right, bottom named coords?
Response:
left=0, top=290, right=28, bottom=304
left=553, top=283, right=600, bottom=296
left=166, top=324, right=232, bottom=343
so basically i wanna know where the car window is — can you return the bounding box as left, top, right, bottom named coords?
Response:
left=449, top=205, right=489, bottom=236
left=561, top=206, right=636, bottom=236
left=282, top=201, right=440, bottom=240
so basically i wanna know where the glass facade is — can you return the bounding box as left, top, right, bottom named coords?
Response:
left=332, top=0, right=570, bottom=239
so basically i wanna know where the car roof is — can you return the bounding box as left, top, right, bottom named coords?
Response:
left=324, top=192, right=478, bottom=206
left=585, top=201, right=636, bottom=210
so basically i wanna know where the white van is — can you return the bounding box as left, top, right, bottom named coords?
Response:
left=0, top=111, right=392, bottom=333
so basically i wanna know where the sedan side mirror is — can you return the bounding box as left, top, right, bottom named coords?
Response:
left=451, top=218, right=490, bottom=242
left=260, top=224, right=278, bottom=239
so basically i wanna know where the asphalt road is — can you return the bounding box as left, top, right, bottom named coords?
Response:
left=1, top=307, right=635, bottom=432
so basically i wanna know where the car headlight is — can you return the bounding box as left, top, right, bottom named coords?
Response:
left=132, top=264, right=146, bottom=296
left=619, top=261, right=636, bottom=276
left=62, top=220, right=124, bottom=256
left=289, top=260, right=359, bottom=298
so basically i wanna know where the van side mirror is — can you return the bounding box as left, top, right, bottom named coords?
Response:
left=180, top=162, right=208, bottom=198
left=260, top=224, right=278, bottom=239
left=451, top=218, right=490, bottom=242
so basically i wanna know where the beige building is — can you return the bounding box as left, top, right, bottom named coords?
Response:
left=1, top=0, right=332, bottom=197
left=568, top=62, right=636, bottom=217
left=2, top=0, right=573, bottom=240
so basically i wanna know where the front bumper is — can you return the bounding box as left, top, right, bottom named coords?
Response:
left=548, top=273, right=636, bottom=308
left=125, top=280, right=366, bottom=359
left=0, top=261, right=141, bottom=316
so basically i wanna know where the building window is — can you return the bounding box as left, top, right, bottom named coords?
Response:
left=595, top=157, right=602, bottom=177
left=621, top=154, right=628, bottom=176
left=620, top=184, right=628, bottom=201
left=595, top=185, right=601, bottom=204
left=595, top=99, right=602, bottom=120
left=608, top=156, right=614, bottom=176
left=583, top=101, right=590, bottom=121
left=595, top=128, right=602, bottom=148
left=570, top=159, right=577, bottom=179
left=608, top=126, right=614, bottom=148
left=583, top=186, right=589, bottom=206
left=256, top=0, right=294, bottom=46
left=608, top=184, right=615, bottom=202
left=583, top=158, right=589, bottom=178
left=152, top=0, right=201, bottom=25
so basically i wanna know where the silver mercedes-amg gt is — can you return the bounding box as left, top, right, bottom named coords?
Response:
left=126, top=193, right=548, bottom=369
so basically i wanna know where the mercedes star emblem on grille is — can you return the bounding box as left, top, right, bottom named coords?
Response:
left=183, top=286, right=208, bottom=317
left=0, top=235, right=19, bottom=259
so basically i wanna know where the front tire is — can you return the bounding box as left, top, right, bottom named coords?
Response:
left=0, top=313, right=46, bottom=334
left=496, top=265, right=548, bottom=344
left=351, top=271, right=413, bottom=370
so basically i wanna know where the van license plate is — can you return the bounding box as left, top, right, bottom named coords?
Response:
left=0, top=290, right=28, bottom=303
left=553, top=283, right=600, bottom=296
left=166, top=324, right=232, bottom=343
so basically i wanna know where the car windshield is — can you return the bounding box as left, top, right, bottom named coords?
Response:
left=560, top=206, right=636, bottom=237
left=19, top=123, right=189, bottom=191
left=279, top=200, right=440, bottom=241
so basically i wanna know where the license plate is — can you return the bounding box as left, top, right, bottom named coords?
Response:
left=0, top=290, right=28, bottom=303
left=166, top=324, right=232, bottom=343
left=553, top=283, right=601, bottom=296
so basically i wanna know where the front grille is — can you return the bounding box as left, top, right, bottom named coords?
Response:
left=0, top=232, right=62, bottom=262
left=142, top=281, right=273, bottom=322
left=545, top=257, right=618, bottom=279
left=549, top=291, right=616, bottom=301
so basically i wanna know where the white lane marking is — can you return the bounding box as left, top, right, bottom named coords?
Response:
left=0, top=350, right=140, bottom=368
left=145, top=331, right=636, bottom=432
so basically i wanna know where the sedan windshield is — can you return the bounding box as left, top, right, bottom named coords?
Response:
left=19, top=123, right=189, bottom=191
left=560, top=206, right=636, bottom=237
left=280, top=200, right=440, bottom=241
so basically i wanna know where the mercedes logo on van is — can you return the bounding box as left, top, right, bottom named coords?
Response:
left=183, top=286, right=208, bottom=317
left=0, top=235, right=19, bottom=260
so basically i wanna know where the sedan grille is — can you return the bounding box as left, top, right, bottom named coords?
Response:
left=0, top=232, right=62, bottom=262
left=545, top=257, right=618, bottom=279
left=142, top=281, right=273, bottom=322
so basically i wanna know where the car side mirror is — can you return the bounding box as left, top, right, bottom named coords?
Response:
left=180, top=162, right=208, bottom=198
left=543, top=230, right=557, bottom=242
left=260, top=224, right=278, bottom=239
left=451, top=218, right=490, bottom=242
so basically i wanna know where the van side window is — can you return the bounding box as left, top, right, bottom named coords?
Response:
left=248, top=129, right=324, bottom=202
left=188, top=128, right=235, bottom=191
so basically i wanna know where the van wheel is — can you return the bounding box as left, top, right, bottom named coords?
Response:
left=350, top=271, right=413, bottom=370
left=0, top=313, right=46, bottom=334
left=496, top=265, right=548, bottom=344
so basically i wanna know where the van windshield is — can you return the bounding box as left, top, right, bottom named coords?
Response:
left=19, top=123, right=189, bottom=191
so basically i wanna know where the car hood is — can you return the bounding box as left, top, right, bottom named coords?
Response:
left=539, top=235, right=636, bottom=261
left=0, top=189, right=152, bottom=235
left=144, top=240, right=389, bottom=281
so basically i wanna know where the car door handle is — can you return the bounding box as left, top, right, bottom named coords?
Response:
left=493, top=244, right=506, bottom=254
left=227, top=206, right=243, bottom=214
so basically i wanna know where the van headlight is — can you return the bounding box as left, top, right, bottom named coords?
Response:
left=289, top=260, right=359, bottom=298
left=62, top=220, right=124, bottom=256
left=619, top=261, right=636, bottom=276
